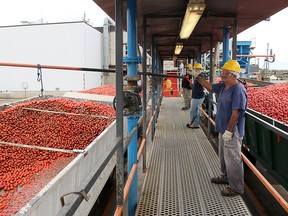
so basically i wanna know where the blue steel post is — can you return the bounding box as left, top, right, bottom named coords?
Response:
left=232, top=18, right=238, bottom=61
left=142, top=16, right=147, bottom=172
left=246, top=58, right=251, bottom=78
left=127, top=115, right=138, bottom=216
left=126, top=0, right=139, bottom=215
left=197, top=48, right=201, bottom=63
left=155, top=50, right=159, bottom=118
left=222, top=26, right=230, bottom=64
left=208, top=35, right=214, bottom=137
left=151, top=40, right=156, bottom=140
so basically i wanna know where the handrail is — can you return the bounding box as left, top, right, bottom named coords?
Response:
left=200, top=107, right=215, bottom=126
left=0, top=61, right=114, bottom=73
left=0, top=61, right=184, bottom=78
left=200, top=108, right=288, bottom=213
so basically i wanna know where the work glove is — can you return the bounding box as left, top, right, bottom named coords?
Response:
left=189, top=69, right=200, bottom=78
left=222, top=130, right=233, bottom=142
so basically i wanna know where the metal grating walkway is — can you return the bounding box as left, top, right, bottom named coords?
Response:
left=136, top=97, right=252, bottom=216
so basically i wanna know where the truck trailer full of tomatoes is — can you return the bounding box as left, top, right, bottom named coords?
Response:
left=0, top=95, right=126, bottom=215
left=244, top=82, right=288, bottom=191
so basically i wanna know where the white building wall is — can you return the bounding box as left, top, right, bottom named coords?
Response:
left=0, top=22, right=102, bottom=92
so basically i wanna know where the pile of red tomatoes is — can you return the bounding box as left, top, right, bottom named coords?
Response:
left=247, top=82, right=288, bottom=124
left=0, top=98, right=115, bottom=213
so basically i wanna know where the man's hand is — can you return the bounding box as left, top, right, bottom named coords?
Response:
left=222, top=130, right=233, bottom=142
left=189, top=69, right=200, bottom=78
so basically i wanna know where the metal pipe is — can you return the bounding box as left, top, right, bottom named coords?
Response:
left=123, top=125, right=138, bottom=151
left=236, top=54, right=275, bottom=58
left=197, top=48, right=201, bottom=63
left=200, top=107, right=215, bottom=126
left=222, top=26, right=230, bottom=64
left=137, top=108, right=156, bottom=160
left=114, top=164, right=137, bottom=216
left=232, top=19, right=238, bottom=60
left=142, top=15, right=148, bottom=172
left=151, top=39, right=156, bottom=140
left=126, top=0, right=139, bottom=214
left=0, top=61, right=114, bottom=73
left=0, top=61, right=185, bottom=79
left=103, top=18, right=114, bottom=70
left=208, top=35, right=214, bottom=138
left=115, top=0, right=124, bottom=210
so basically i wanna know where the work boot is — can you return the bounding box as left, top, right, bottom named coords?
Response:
left=211, top=176, right=228, bottom=184
left=181, top=107, right=188, bottom=110
left=221, top=187, right=242, bottom=197
left=186, top=124, right=199, bottom=129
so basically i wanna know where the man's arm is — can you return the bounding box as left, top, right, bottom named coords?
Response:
left=196, top=76, right=213, bottom=91
left=227, top=109, right=239, bottom=132
left=189, top=69, right=213, bottom=91
left=222, top=109, right=240, bottom=141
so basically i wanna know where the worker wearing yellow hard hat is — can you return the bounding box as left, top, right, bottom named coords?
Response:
left=186, top=63, right=193, bottom=69
left=190, top=59, right=247, bottom=197
left=193, top=63, right=203, bottom=69
left=186, top=62, right=205, bottom=129
left=221, top=59, right=241, bottom=78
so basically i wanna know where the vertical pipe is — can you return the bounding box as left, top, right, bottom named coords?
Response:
left=197, top=48, right=201, bottom=63
left=222, top=26, right=230, bottom=64
left=151, top=39, right=155, bottom=140
left=142, top=16, right=147, bottom=172
left=232, top=19, right=238, bottom=60
left=127, top=116, right=138, bottom=216
left=126, top=0, right=138, bottom=215
left=247, top=58, right=251, bottom=78
left=213, top=42, right=219, bottom=79
left=208, top=35, right=214, bottom=138
left=115, top=0, right=124, bottom=210
left=103, top=18, right=111, bottom=70
left=127, top=0, right=137, bottom=77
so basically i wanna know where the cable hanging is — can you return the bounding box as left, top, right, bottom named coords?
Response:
left=36, top=64, right=44, bottom=97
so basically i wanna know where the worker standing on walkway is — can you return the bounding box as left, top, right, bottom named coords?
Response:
left=181, top=64, right=193, bottom=110
left=190, top=59, right=247, bottom=197
left=186, top=63, right=205, bottom=129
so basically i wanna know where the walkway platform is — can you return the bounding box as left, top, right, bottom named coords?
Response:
left=136, top=97, right=251, bottom=215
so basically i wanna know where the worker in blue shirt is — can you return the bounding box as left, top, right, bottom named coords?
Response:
left=181, top=64, right=193, bottom=110
left=190, top=59, right=247, bottom=197
left=186, top=63, right=205, bottom=129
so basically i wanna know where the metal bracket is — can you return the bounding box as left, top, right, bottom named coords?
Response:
left=60, top=189, right=89, bottom=207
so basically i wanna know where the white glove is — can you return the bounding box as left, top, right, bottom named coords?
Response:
left=189, top=69, right=200, bottom=78
left=222, top=130, right=233, bottom=142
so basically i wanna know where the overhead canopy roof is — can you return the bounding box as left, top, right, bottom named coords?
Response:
left=94, top=0, right=287, bottom=61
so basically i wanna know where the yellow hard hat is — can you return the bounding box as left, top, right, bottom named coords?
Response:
left=186, top=63, right=192, bottom=68
left=221, top=59, right=240, bottom=73
left=194, top=63, right=203, bottom=69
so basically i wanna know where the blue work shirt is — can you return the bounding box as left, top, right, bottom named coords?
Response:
left=212, top=82, right=247, bottom=137
left=192, top=73, right=205, bottom=99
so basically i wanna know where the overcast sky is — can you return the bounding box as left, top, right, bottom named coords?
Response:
left=0, top=1, right=287, bottom=70
left=0, top=0, right=109, bottom=27
left=238, top=7, right=288, bottom=70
